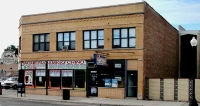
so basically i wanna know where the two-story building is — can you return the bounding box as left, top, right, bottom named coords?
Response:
left=18, top=1, right=179, bottom=99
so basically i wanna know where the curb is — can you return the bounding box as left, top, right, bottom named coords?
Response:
left=0, top=96, right=141, bottom=106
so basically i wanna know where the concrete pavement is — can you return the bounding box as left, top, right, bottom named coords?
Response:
left=0, top=89, right=198, bottom=106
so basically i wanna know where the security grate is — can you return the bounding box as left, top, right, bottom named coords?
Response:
left=145, top=78, right=149, bottom=99
left=160, top=79, right=164, bottom=100
left=189, top=79, right=193, bottom=100
left=174, top=79, right=178, bottom=100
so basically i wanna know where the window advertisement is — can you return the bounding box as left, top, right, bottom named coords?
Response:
left=105, top=78, right=111, bottom=87
left=112, top=79, right=118, bottom=87
left=62, top=70, right=73, bottom=77
left=50, top=70, right=60, bottom=77
left=36, top=70, right=46, bottom=76
left=24, top=70, right=33, bottom=85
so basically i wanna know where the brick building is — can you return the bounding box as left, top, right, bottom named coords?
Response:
left=18, top=1, right=179, bottom=99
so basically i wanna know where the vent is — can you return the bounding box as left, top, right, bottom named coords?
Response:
left=62, top=45, right=69, bottom=51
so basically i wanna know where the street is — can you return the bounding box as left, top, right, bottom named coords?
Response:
left=0, top=89, right=100, bottom=106
left=0, top=97, right=100, bottom=106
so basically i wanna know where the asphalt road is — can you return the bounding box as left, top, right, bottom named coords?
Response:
left=0, top=97, right=100, bottom=106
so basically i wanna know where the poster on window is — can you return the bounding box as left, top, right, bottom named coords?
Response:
left=24, top=70, right=33, bottom=85
left=62, top=70, right=73, bottom=77
left=36, top=70, right=46, bottom=76
left=50, top=70, right=60, bottom=77
left=91, top=87, right=97, bottom=94
left=105, top=78, right=111, bottom=87
left=112, top=79, right=118, bottom=87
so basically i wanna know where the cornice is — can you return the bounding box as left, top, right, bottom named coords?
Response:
left=21, top=13, right=143, bottom=28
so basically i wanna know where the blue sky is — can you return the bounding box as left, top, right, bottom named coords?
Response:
left=0, top=0, right=199, bottom=54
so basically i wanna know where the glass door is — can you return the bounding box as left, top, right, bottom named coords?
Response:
left=127, top=71, right=137, bottom=97
left=89, top=71, right=98, bottom=96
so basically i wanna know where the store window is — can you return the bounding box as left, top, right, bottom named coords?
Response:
left=33, top=33, right=50, bottom=51
left=74, top=70, right=85, bottom=88
left=35, top=70, right=46, bottom=87
left=24, top=70, right=34, bottom=87
left=61, top=70, right=73, bottom=88
left=49, top=70, right=60, bottom=88
left=112, top=28, right=136, bottom=48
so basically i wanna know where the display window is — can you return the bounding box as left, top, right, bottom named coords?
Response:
left=74, top=70, right=85, bottom=89
left=35, top=70, right=46, bottom=88
left=49, top=70, right=60, bottom=89
left=24, top=70, right=35, bottom=88
left=61, top=70, right=73, bottom=89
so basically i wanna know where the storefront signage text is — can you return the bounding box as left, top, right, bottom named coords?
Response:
left=48, top=60, right=86, bottom=69
left=22, top=61, right=46, bottom=69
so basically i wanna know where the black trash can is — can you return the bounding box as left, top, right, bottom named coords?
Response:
left=63, top=89, right=70, bottom=100
left=0, top=82, right=2, bottom=95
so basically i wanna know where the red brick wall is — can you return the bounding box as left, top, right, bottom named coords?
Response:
left=143, top=2, right=179, bottom=78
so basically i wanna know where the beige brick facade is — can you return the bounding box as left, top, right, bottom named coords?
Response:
left=18, top=2, right=178, bottom=99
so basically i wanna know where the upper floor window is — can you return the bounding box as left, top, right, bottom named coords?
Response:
left=57, top=32, right=75, bottom=50
left=33, top=34, right=50, bottom=51
left=112, top=28, right=136, bottom=48
left=83, top=30, right=104, bottom=49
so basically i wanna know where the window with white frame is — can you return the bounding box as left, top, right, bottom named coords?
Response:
left=83, top=30, right=104, bottom=49
left=112, top=28, right=136, bottom=48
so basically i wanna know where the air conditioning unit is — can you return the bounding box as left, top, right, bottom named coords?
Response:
left=62, top=45, right=69, bottom=51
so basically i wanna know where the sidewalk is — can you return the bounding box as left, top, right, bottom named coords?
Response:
left=0, top=89, right=197, bottom=106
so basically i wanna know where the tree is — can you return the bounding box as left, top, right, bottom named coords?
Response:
left=4, top=45, right=18, bottom=56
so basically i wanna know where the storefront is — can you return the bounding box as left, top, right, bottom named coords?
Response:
left=18, top=60, right=87, bottom=90
left=87, top=56, right=135, bottom=99
left=18, top=59, right=138, bottom=99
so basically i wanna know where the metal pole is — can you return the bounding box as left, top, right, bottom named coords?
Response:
left=189, top=46, right=198, bottom=106
left=46, top=61, right=48, bottom=95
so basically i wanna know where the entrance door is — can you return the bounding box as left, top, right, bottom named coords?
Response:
left=89, top=71, right=98, bottom=96
left=127, top=71, right=137, bottom=97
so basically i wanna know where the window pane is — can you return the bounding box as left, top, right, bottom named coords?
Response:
left=98, top=40, right=104, bottom=46
left=45, top=43, right=49, bottom=51
left=129, top=28, right=135, bottom=37
left=58, top=42, right=63, bottom=50
left=129, top=38, right=136, bottom=47
left=121, top=39, right=128, bottom=47
left=34, top=35, right=39, bottom=43
left=34, top=44, right=38, bottom=51
left=70, top=32, right=75, bottom=41
left=62, top=77, right=72, bottom=88
left=84, top=31, right=90, bottom=40
left=84, top=41, right=89, bottom=49
left=121, top=29, right=128, bottom=38
left=113, top=29, right=120, bottom=38
left=70, top=42, right=75, bottom=50
left=46, top=34, right=50, bottom=42
left=64, top=42, right=69, bottom=46
left=58, top=33, right=63, bottom=41
left=91, top=31, right=97, bottom=39
left=64, top=33, right=69, bottom=41
left=75, top=71, right=85, bottom=88
left=40, top=43, right=44, bottom=50
left=114, top=39, right=120, bottom=45
left=91, top=40, right=97, bottom=48
left=40, top=35, right=44, bottom=42
left=98, top=30, right=104, bottom=39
